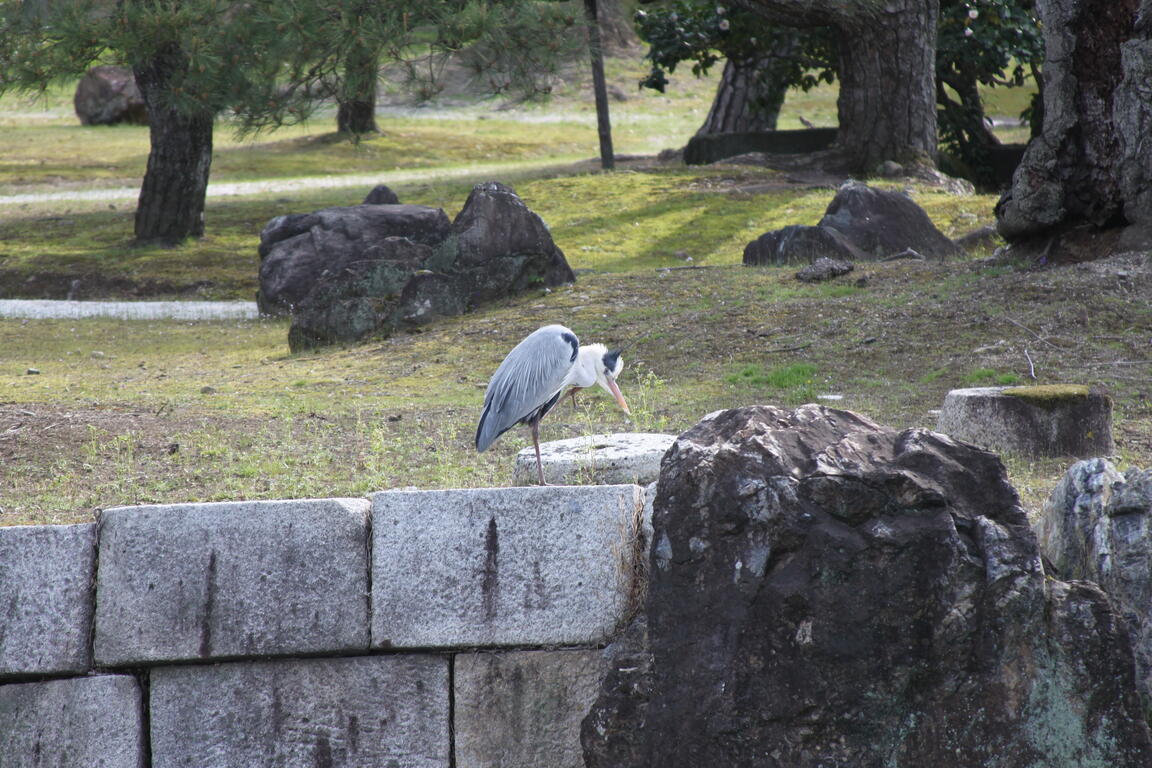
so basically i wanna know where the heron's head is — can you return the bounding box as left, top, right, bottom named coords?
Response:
left=581, top=344, right=630, bottom=415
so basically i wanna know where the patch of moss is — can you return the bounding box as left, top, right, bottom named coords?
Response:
left=1002, top=384, right=1092, bottom=409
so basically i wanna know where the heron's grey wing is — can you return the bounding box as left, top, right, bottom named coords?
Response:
left=475, top=327, right=578, bottom=451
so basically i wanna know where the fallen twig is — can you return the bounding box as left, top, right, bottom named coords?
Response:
left=763, top=343, right=813, bottom=354
left=1004, top=316, right=1066, bottom=349
left=1023, top=348, right=1037, bottom=380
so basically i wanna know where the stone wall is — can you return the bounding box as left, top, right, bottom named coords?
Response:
left=0, top=485, right=646, bottom=768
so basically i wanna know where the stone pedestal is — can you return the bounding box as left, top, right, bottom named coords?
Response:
left=513, top=433, right=675, bottom=486
left=936, top=385, right=1113, bottom=457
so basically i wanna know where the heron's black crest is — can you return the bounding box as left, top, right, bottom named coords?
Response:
left=602, top=349, right=621, bottom=375
left=561, top=331, right=579, bottom=362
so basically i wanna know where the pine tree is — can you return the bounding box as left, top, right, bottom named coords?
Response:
left=0, top=0, right=576, bottom=244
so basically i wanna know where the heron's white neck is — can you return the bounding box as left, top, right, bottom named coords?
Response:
left=567, top=344, right=607, bottom=389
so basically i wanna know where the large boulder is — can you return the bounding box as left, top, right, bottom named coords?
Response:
left=285, top=239, right=464, bottom=351
left=449, top=181, right=575, bottom=305
left=73, top=66, right=148, bottom=126
left=818, top=182, right=965, bottom=259
left=257, top=204, right=453, bottom=315
left=1037, top=459, right=1152, bottom=716
left=583, top=405, right=1152, bottom=768
left=743, top=225, right=866, bottom=266
left=744, top=182, right=964, bottom=265
left=257, top=183, right=575, bottom=350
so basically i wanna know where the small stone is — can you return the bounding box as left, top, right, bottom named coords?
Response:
left=362, top=184, right=400, bottom=205
left=883, top=248, right=925, bottom=261
left=90, top=351, right=105, bottom=359
left=199, top=386, right=215, bottom=394
left=26, top=368, right=40, bottom=375
left=876, top=160, right=904, bottom=177
left=795, top=257, right=854, bottom=283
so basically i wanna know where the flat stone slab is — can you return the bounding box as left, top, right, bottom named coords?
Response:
left=455, top=649, right=604, bottom=768
left=371, top=485, right=645, bottom=648
left=151, top=655, right=449, bottom=768
left=0, top=675, right=145, bottom=768
left=0, top=523, right=96, bottom=678
left=513, top=433, right=675, bottom=486
left=936, top=385, right=1113, bottom=457
left=95, top=498, right=370, bottom=665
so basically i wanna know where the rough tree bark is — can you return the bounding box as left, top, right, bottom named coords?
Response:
left=337, top=42, right=380, bottom=135
left=695, top=55, right=790, bottom=136
left=737, top=0, right=939, bottom=172
left=996, top=0, right=1152, bottom=252
left=132, top=46, right=214, bottom=245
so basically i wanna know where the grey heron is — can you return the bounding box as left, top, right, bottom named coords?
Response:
left=475, top=324, right=631, bottom=485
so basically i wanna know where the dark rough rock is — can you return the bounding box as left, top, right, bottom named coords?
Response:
left=683, top=129, right=838, bottom=166
left=743, top=225, right=866, bottom=266
left=449, top=181, right=575, bottom=302
left=744, top=183, right=965, bottom=268
left=1038, top=458, right=1152, bottom=716
left=286, top=239, right=464, bottom=351
left=583, top=404, right=1152, bottom=768
left=818, top=182, right=966, bottom=260
left=257, top=204, right=452, bottom=314
left=795, top=257, right=854, bottom=283
left=363, top=184, right=401, bottom=205
left=259, top=183, right=575, bottom=350
left=73, top=66, right=148, bottom=126
left=581, top=613, right=651, bottom=767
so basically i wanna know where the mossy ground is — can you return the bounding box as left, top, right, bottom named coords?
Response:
left=2, top=55, right=1145, bottom=527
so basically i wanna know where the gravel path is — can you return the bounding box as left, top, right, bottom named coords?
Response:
left=0, top=158, right=579, bottom=206
left=0, top=299, right=261, bottom=320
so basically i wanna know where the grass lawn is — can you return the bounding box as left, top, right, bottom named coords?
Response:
left=4, top=52, right=1147, bottom=527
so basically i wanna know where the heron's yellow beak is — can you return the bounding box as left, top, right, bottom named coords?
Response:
left=605, top=376, right=631, bottom=415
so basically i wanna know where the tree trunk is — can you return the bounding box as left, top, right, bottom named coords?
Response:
left=695, top=56, right=789, bottom=136
left=936, top=69, right=1002, bottom=186
left=996, top=0, right=1149, bottom=246
left=737, top=0, right=939, bottom=173
left=337, top=43, right=380, bottom=135
left=832, top=0, right=938, bottom=171
left=133, top=47, right=214, bottom=245
left=584, top=0, right=616, bottom=170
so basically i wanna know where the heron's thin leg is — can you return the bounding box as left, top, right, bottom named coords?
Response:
left=568, top=387, right=582, bottom=410
left=531, top=419, right=547, bottom=486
